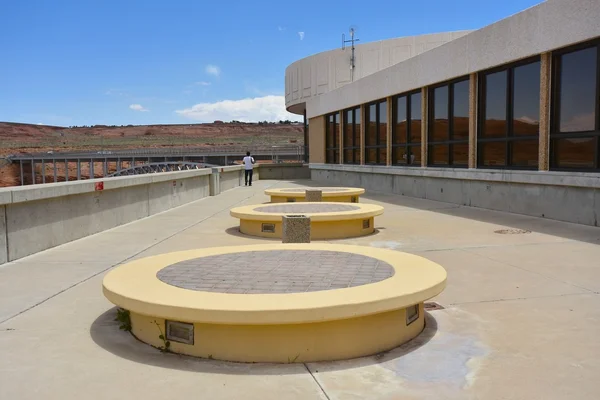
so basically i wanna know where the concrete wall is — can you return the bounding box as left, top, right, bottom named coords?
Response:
left=305, top=0, right=600, bottom=118
left=0, top=170, right=212, bottom=262
left=0, top=163, right=317, bottom=265
left=310, top=164, right=600, bottom=227
left=258, top=163, right=310, bottom=180
left=285, top=31, right=472, bottom=114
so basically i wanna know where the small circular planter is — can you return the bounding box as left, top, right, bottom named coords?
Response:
left=265, top=187, right=365, bottom=203
left=229, top=202, right=383, bottom=240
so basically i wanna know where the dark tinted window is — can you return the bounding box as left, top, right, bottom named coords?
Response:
left=394, top=96, right=407, bottom=144
left=484, top=70, right=507, bottom=138
left=559, top=47, right=597, bottom=133
left=551, top=41, right=600, bottom=171
left=513, top=61, right=540, bottom=136
left=432, top=86, right=448, bottom=142
left=379, top=100, right=387, bottom=143
left=410, top=93, right=422, bottom=143
left=367, top=104, right=377, bottom=146
left=453, top=80, right=469, bottom=140
left=478, top=59, right=540, bottom=169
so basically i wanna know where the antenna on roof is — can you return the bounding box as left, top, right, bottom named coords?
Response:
left=342, top=26, right=360, bottom=82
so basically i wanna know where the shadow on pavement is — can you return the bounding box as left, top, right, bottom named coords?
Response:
left=90, top=307, right=438, bottom=375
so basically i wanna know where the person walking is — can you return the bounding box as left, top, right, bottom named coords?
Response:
left=242, top=151, right=255, bottom=186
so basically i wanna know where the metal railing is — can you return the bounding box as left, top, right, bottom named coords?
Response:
left=8, top=144, right=304, bottom=160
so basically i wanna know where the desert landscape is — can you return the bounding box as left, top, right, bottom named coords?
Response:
left=0, top=121, right=304, bottom=187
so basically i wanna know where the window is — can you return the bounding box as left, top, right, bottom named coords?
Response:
left=303, top=111, right=309, bottom=163
left=343, top=107, right=361, bottom=164
left=392, top=91, right=421, bottom=166
left=478, top=57, right=540, bottom=168
left=551, top=39, right=600, bottom=171
left=364, top=100, right=387, bottom=164
left=428, top=78, right=470, bottom=167
left=325, top=113, right=339, bottom=164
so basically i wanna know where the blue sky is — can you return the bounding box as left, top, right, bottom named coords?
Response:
left=0, top=0, right=543, bottom=126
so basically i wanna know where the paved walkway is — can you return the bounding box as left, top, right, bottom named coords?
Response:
left=1, top=179, right=599, bottom=400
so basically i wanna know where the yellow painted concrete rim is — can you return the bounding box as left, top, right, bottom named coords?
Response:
left=102, top=244, right=446, bottom=325
left=230, top=202, right=383, bottom=221
left=264, top=187, right=365, bottom=198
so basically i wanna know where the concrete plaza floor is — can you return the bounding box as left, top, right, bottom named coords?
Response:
left=1, top=179, right=599, bottom=400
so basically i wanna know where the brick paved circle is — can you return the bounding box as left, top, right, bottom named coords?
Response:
left=254, top=203, right=360, bottom=213
left=285, top=188, right=351, bottom=193
left=156, top=250, right=394, bottom=294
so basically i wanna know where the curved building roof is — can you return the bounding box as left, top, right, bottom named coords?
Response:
left=285, top=30, right=473, bottom=115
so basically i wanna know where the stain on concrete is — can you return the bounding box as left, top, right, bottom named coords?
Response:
left=370, top=241, right=403, bottom=250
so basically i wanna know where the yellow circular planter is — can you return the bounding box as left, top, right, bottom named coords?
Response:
left=265, top=187, right=365, bottom=203
left=229, top=202, right=384, bottom=239
left=102, top=243, right=447, bottom=363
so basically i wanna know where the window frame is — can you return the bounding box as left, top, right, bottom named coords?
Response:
left=550, top=38, right=600, bottom=172
left=477, top=55, right=541, bottom=170
left=427, top=76, right=470, bottom=168
left=325, top=112, right=339, bottom=164
left=364, top=99, right=387, bottom=165
left=343, top=107, right=361, bottom=164
left=391, top=90, right=422, bottom=166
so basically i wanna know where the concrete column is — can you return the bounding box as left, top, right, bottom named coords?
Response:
left=90, top=159, right=95, bottom=179
left=64, top=160, right=68, bottom=181
left=209, top=167, right=220, bottom=196
left=103, top=160, right=108, bottom=176
left=338, top=110, right=344, bottom=164
left=468, top=73, right=478, bottom=169
left=282, top=215, right=311, bottom=243
left=41, top=160, right=46, bottom=184
left=305, top=189, right=322, bottom=202
left=360, top=104, right=366, bottom=165
left=386, top=96, right=393, bottom=166
left=308, top=115, right=326, bottom=164
left=31, top=160, right=35, bottom=184
left=420, top=87, right=428, bottom=167
left=20, top=161, right=24, bottom=186
left=539, top=52, right=551, bottom=171
left=76, top=160, right=81, bottom=180
left=53, top=162, right=57, bottom=183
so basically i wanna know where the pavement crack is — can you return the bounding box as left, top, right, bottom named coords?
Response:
left=303, top=363, right=331, bottom=400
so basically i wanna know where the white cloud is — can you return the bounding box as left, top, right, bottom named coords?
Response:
left=129, top=104, right=149, bottom=112
left=105, top=88, right=128, bottom=96
left=205, top=65, right=221, bottom=77
left=298, top=32, right=305, bottom=40
left=175, top=95, right=302, bottom=123
left=195, top=81, right=211, bottom=86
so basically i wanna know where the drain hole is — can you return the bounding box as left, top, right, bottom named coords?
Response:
left=494, top=228, right=531, bottom=234
left=424, top=302, right=445, bottom=311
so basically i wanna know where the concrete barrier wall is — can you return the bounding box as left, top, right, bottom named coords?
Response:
left=310, top=164, right=600, bottom=227
left=219, top=166, right=244, bottom=192
left=259, top=163, right=310, bottom=180
left=0, top=169, right=214, bottom=263
left=0, top=163, right=297, bottom=265
left=0, top=204, right=7, bottom=264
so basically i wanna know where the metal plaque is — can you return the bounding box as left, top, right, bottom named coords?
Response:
left=166, top=320, right=194, bottom=345
left=261, top=223, right=276, bottom=233
left=406, top=305, right=419, bottom=326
